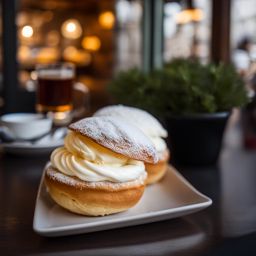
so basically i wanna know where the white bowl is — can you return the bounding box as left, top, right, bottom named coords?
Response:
left=0, top=113, right=52, bottom=140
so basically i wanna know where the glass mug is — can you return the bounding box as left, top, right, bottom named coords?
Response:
left=35, top=63, right=89, bottom=125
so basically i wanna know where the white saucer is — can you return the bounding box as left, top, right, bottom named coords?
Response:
left=33, top=165, right=212, bottom=237
left=1, top=127, right=66, bottom=155
left=1, top=140, right=64, bottom=155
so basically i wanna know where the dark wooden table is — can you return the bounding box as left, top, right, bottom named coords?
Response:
left=1, top=116, right=256, bottom=256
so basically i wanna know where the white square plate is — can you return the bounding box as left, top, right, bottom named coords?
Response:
left=33, top=165, right=212, bottom=237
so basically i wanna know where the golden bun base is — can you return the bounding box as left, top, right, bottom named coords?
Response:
left=145, top=161, right=168, bottom=185
left=145, top=149, right=170, bottom=185
left=44, top=168, right=145, bottom=216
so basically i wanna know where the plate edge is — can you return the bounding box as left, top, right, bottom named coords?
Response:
left=33, top=164, right=212, bottom=236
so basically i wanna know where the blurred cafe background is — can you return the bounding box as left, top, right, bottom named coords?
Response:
left=0, top=0, right=256, bottom=113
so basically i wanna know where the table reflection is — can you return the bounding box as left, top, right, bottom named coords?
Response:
left=37, top=218, right=208, bottom=256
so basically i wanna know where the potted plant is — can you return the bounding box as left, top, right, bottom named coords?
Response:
left=108, top=59, right=248, bottom=165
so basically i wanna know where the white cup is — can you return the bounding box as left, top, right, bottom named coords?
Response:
left=0, top=113, right=52, bottom=140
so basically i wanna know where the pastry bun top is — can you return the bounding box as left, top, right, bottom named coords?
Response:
left=69, top=116, right=158, bottom=164
left=94, top=105, right=167, bottom=138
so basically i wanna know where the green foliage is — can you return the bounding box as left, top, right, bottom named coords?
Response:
left=108, top=59, right=248, bottom=118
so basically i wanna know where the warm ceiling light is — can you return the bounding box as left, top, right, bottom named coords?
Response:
left=98, top=11, right=115, bottom=29
left=175, top=9, right=204, bottom=24
left=61, top=19, right=82, bottom=39
left=21, top=25, right=33, bottom=38
left=67, top=23, right=76, bottom=32
left=82, top=36, right=101, bottom=51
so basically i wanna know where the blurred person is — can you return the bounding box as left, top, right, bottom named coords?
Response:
left=232, top=36, right=253, bottom=76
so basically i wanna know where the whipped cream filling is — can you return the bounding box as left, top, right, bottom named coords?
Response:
left=50, top=131, right=146, bottom=182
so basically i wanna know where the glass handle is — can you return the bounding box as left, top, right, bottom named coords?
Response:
left=72, top=82, right=90, bottom=118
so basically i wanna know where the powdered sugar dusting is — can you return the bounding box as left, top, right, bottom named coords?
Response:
left=46, top=166, right=147, bottom=191
left=69, top=116, right=158, bottom=164
left=94, top=105, right=168, bottom=138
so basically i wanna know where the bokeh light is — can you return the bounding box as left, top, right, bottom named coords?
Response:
left=21, top=25, right=33, bottom=38
left=61, top=19, right=82, bottom=39
left=98, top=11, right=115, bottom=29
left=82, top=36, right=101, bottom=51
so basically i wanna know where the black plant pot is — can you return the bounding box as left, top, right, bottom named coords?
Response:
left=165, top=112, right=230, bottom=166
